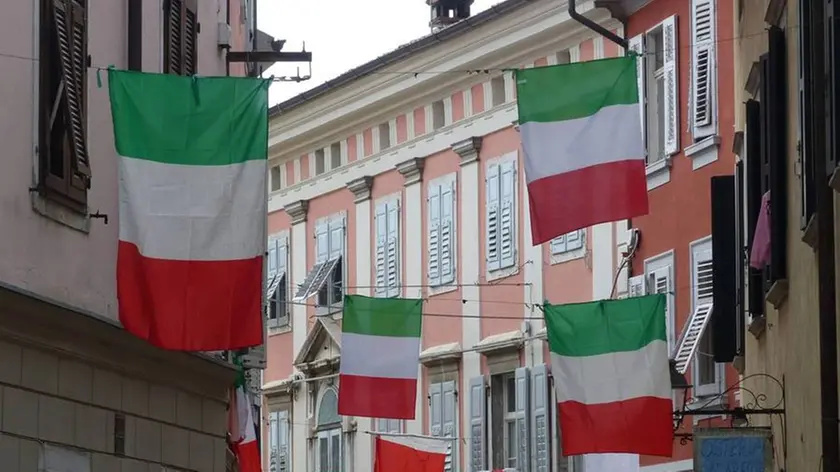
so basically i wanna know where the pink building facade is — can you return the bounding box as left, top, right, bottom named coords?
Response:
left=260, top=2, right=638, bottom=471
left=0, top=0, right=262, bottom=470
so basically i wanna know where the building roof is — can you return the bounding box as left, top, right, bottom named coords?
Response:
left=268, top=0, right=535, bottom=116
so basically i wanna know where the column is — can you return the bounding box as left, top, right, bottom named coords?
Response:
left=397, top=157, right=426, bottom=434
left=283, top=199, right=308, bottom=472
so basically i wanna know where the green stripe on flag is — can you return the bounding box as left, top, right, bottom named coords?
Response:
left=342, top=295, right=422, bottom=338
left=516, top=56, right=638, bottom=124
left=544, top=294, right=666, bottom=357
left=108, top=69, right=271, bottom=166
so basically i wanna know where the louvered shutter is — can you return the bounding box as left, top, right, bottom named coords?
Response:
left=662, top=16, right=680, bottom=155
left=566, top=230, right=583, bottom=251
left=267, top=238, right=278, bottom=279
left=628, top=35, right=647, bottom=160
left=468, top=376, right=486, bottom=472
left=628, top=274, right=646, bottom=298
left=691, top=0, right=716, bottom=137
left=430, top=382, right=443, bottom=437
left=269, top=412, right=279, bottom=472
left=428, top=184, right=442, bottom=286
left=550, top=235, right=567, bottom=255
left=514, top=367, right=530, bottom=472
left=440, top=182, right=455, bottom=284
left=386, top=201, right=400, bottom=297
left=276, top=241, right=289, bottom=325
left=314, top=222, right=329, bottom=263
left=694, top=247, right=714, bottom=304
left=530, top=365, right=549, bottom=472
left=165, top=0, right=198, bottom=75
left=329, top=218, right=344, bottom=260
left=375, top=203, right=388, bottom=296
left=651, top=266, right=674, bottom=352
left=184, top=0, right=198, bottom=75
left=486, top=165, right=501, bottom=271
left=442, top=381, right=457, bottom=472
left=499, top=161, right=517, bottom=269
left=278, top=411, right=290, bottom=472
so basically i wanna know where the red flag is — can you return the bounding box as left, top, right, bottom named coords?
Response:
left=374, top=435, right=449, bottom=472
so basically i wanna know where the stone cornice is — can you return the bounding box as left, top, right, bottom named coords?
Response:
left=453, top=137, right=482, bottom=166
left=396, top=158, right=425, bottom=186
left=284, top=200, right=309, bottom=225
left=346, top=176, right=374, bottom=203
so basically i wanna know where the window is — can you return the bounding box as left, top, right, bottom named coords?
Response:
left=428, top=179, right=456, bottom=286
left=486, top=158, right=517, bottom=273
left=293, top=216, right=345, bottom=309
left=490, top=76, right=506, bottom=107
left=378, top=123, right=391, bottom=150
left=163, top=0, right=198, bottom=75
left=39, top=0, right=91, bottom=209
left=630, top=16, right=679, bottom=167
left=269, top=410, right=291, bottom=472
left=429, top=381, right=457, bottom=471
left=549, top=229, right=584, bottom=255
left=642, top=253, right=675, bottom=353
left=270, top=165, right=283, bottom=192
left=375, top=418, right=402, bottom=434
left=329, top=142, right=342, bottom=170
left=314, top=149, right=326, bottom=175
left=684, top=238, right=720, bottom=396
left=316, top=388, right=342, bottom=472
left=375, top=198, right=401, bottom=297
left=266, top=236, right=290, bottom=328
left=690, top=0, right=717, bottom=139
left=432, top=100, right=445, bottom=130
left=490, top=373, right=518, bottom=468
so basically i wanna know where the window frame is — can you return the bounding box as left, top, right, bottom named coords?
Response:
left=316, top=215, right=346, bottom=313
left=646, top=25, right=667, bottom=165
left=643, top=251, right=676, bottom=354
left=266, top=234, right=290, bottom=330
left=690, top=237, right=724, bottom=397
left=163, top=0, right=198, bottom=76
left=268, top=409, right=291, bottom=472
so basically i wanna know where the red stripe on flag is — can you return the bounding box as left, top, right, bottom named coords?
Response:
left=527, top=159, right=649, bottom=245
left=558, top=396, right=674, bottom=457
left=374, top=436, right=447, bottom=472
left=338, top=374, right=417, bottom=419
left=236, top=440, right=262, bottom=472
left=117, top=241, right=264, bottom=351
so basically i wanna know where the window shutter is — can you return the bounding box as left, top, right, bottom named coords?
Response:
left=267, top=238, right=278, bottom=278
left=429, top=382, right=443, bottom=437
left=315, top=222, right=330, bottom=263
left=550, top=235, right=567, bottom=255
left=164, top=0, right=183, bottom=74
left=766, top=26, right=788, bottom=284
left=269, top=411, right=279, bottom=469
left=694, top=247, right=714, bottom=304
left=650, top=266, right=674, bottom=351
left=486, top=164, right=502, bottom=271
left=744, top=100, right=765, bottom=318
left=375, top=203, right=388, bottom=296
left=499, top=160, right=517, bottom=269
left=184, top=0, right=198, bottom=75
left=428, top=185, right=442, bottom=286
left=468, top=376, right=486, bottom=471
left=734, top=161, right=747, bottom=356
left=530, top=365, right=550, bottom=472
left=566, top=230, right=583, bottom=251
left=797, top=0, right=815, bottom=228
left=440, top=182, right=456, bottom=284
left=628, top=274, right=646, bottom=298
left=514, top=367, right=531, bottom=472
left=329, top=218, right=345, bottom=260
left=386, top=200, right=401, bottom=297
left=662, top=15, right=680, bottom=155
left=276, top=240, right=289, bottom=325
left=628, top=35, right=647, bottom=159
left=278, top=411, right=290, bottom=472
left=442, top=380, right=457, bottom=472
left=691, top=0, right=716, bottom=137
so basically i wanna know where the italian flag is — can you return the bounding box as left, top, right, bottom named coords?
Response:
left=516, top=56, right=648, bottom=245
left=108, top=69, right=270, bottom=351
left=229, top=375, right=262, bottom=472
left=337, top=295, right=422, bottom=419
left=374, top=435, right=449, bottom=472
left=543, top=295, right=673, bottom=457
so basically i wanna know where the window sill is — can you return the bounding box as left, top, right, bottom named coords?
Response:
left=486, top=263, right=520, bottom=282
left=748, top=314, right=767, bottom=339
left=765, top=279, right=789, bottom=309
left=549, top=247, right=586, bottom=265
left=269, top=323, right=292, bottom=336
left=31, top=192, right=91, bottom=233
left=684, top=135, right=720, bottom=170
left=645, top=157, right=671, bottom=190
left=802, top=214, right=818, bottom=250
left=428, top=282, right=459, bottom=297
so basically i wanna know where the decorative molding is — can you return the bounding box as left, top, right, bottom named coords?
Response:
left=346, top=176, right=374, bottom=203
left=284, top=200, right=309, bottom=225
left=745, top=61, right=761, bottom=98
left=396, top=158, right=425, bottom=186
left=453, top=136, right=483, bottom=166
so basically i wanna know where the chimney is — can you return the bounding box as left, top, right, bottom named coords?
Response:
left=428, top=0, right=473, bottom=32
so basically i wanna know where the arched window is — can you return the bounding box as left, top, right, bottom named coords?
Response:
left=315, top=387, right=342, bottom=472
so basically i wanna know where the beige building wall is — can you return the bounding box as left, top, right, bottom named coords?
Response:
left=735, top=1, right=826, bottom=470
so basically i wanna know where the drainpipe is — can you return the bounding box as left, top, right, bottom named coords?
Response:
left=127, top=0, right=142, bottom=71
left=568, top=0, right=627, bottom=50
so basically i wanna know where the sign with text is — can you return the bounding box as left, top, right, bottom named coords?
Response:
left=693, top=428, right=774, bottom=472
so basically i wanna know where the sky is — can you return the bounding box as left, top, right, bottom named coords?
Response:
left=257, top=0, right=498, bottom=106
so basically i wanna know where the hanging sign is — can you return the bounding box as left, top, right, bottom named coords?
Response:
left=693, top=428, right=773, bottom=471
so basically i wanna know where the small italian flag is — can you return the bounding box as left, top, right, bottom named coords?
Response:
left=229, top=376, right=262, bottom=472
left=516, top=56, right=648, bottom=245
left=374, top=435, right=449, bottom=472
left=543, top=295, right=673, bottom=457
left=337, top=295, right=423, bottom=419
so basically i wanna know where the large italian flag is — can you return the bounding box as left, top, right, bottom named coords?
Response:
left=338, top=295, right=423, bottom=419
left=543, top=295, right=673, bottom=457
left=109, top=69, right=270, bottom=351
left=374, top=435, right=448, bottom=472
left=516, top=56, right=648, bottom=245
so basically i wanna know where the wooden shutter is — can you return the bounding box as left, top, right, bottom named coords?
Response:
left=276, top=240, right=289, bottom=326
left=499, top=160, right=517, bottom=269
left=798, top=0, right=816, bottom=228
left=375, top=202, right=388, bottom=296
left=674, top=302, right=714, bottom=374
left=744, top=100, right=765, bottom=317
left=710, top=176, right=737, bottom=362
left=628, top=35, right=647, bottom=160
left=566, top=230, right=583, bottom=251
left=429, top=382, right=443, bottom=436
left=428, top=184, right=442, bottom=286
left=386, top=201, right=400, bottom=297
left=278, top=411, right=291, bottom=472
left=442, top=381, right=457, bottom=472
left=662, top=15, right=680, bottom=155
left=164, top=0, right=198, bottom=75
left=530, top=365, right=550, bottom=472
left=440, top=182, right=455, bottom=285
left=735, top=161, right=747, bottom=356
left=766, top=26, right=788, bottom=284
left=183, top=0, right=198, bottom=75
left=514, top=367, right=530, bottom=472
left=691, top=0, right=716, bottom=137
left=329, top=218, right=345, bottom=260
left=468, top=376, right=486, bottom=471
left=486, top=164, right=501, bottom=271
left=269, top=411, right=279, bottom=469
left=315, top=222, right=330, bottom=263
left=550, top=235, right=567, bottom=255
left=650, top=266, right=674, bottom=351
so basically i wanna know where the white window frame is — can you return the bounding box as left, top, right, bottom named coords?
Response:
left=643, top=250, right=676, bottom=354
left=484, top=152, right=519, bottom=281
left=267, top=232, right=291, bottom=331
left=690, top=236, right=724, bottom=398
left=427, top=174, right=458, bottom=294
left=374, top=194, right=402, bottom=298
left=690, top=0, right=718, bottom=140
